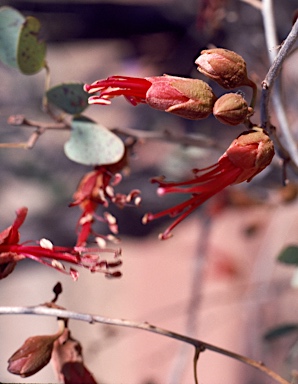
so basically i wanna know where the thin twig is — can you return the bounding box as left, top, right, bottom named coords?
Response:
left=6, top=115, right=222, bottom=151
left=240, top=0, right=262, bottom=10
left=167, top=214, right=211, bottom=384
left=4, top=115, right=70, bottom=149
left=0, top=305, right=290, bottom=384
left=112, top=126, right=224, bottom=150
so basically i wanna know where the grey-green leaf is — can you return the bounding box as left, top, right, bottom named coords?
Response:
left=0, top=6, right=25, bottom=68
left=46, top=83, right=89, bottom=115
left=64, top=117, right=125, bottom=166
left=278, top=245, right=298, bottom=265
left=17, top=15, right=46, bottom=75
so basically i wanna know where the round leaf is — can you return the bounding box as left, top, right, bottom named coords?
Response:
left=278, top=245, right=298, bottom=265
left=17, top=16, right=46, bottom=75
left=46, top=83, right=89, bottom=115
left=0, top=6, right=24, bottom=68
left=65, top=117, right=125, bottom=166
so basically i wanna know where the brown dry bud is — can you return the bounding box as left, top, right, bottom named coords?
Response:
left=195, top=48, right=252, bottom=89
left=213, top=93, right=253, bottom=126
left=8, top=334, right=56, bottom=377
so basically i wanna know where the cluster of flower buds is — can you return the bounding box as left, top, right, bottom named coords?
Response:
left=83, top=48, right=275, bottom=238
left=84, top=48, right=257, bottom=126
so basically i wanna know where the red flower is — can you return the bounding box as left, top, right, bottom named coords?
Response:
left=0, top=207, right=121, bottom=280
left=143, top=129, right=275, bottom=239
left=70, top=166, right=141, bottom=246
left=84, top=75, right=217, bottom=120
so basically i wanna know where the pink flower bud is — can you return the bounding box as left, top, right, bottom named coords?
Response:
left=8, top=334, right=57, bottom=377
left=213, top=93, right=253, bottom=126
left=145, top=75, right=217, bottom=119
left=195, top=48, right=253, bottom=89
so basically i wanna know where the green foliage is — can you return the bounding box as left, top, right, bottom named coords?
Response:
left=0, top=7, right=46, bottom=75
left=46, top=83, right=89, bottom=115
left=277, top=245, right=298, bottom=265
left=263, top=323, right=298, bottom=341
left=17, top=16, right=46, bottom=75
left=0, top=6, right=24, bottom=68
left=64, top=116, right=125, bottom=166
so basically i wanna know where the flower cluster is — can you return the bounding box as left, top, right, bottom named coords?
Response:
left=0, top=207, right=122, bottom=280
left=84, top=48, right=257, bottom=124
left=70, top=165, right=141, bottom=247
left=83, top=48, right=275, bottom=238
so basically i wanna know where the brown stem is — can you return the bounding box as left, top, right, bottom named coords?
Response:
left=4, top=115, right=70, bottom=149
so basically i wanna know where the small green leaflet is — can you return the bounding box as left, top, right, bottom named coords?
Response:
left=0, top=6, right=24, bottom=68
left=277, top=245, right=298, bottom=265
left=46, top=83, right=89, bottom=115
left=263, top=323, right=298, bottom=341
left=17, top=16, right=46, bottom=75
left=64, top=117, right=125, bottom=166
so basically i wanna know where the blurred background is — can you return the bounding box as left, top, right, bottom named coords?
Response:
left=0, top=0, right=298, bottom=383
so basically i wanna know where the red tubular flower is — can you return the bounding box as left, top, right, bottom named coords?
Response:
left=70, top=166, right=141, bottom=246
left=84, top=74, right=217, bottom=120
left=143, top=129, right=275, bottom=240
left=0, top=207, right=122, bottom=280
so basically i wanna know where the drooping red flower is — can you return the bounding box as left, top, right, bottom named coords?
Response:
left=0, top=207, right=122, bottom=280
left=143, top=129, right=275, bottom=239
left=70, top=165, right=141, bottom=247
left=84, top=74, right=217, bottom=120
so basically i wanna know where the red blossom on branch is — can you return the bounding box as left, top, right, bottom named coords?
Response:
left=0, top=207, right=122, bottom=280
left=84, top=74, right=217, bottom=120
left=143, top=129, right=275, bottom=239
left=70, top=165, right=141, bottom=247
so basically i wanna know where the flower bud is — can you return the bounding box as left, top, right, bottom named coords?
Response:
left=226, top=129, right=275, bottom=183
left=213, top=93, right=253, bottom=126
left=195, top=48, right=252, bottom=89
left=8, top=334, right=56, bottom=377
left=146, top=75, right=217, bottom=120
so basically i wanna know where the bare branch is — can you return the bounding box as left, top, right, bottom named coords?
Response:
left=0, top=305, right=291, bottom=384
left=261, top=0, right=298, bottom=170
left=3, top=115, right=70, bottom=149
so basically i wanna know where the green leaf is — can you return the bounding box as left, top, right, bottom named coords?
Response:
left=277, top=245, right=298, bottom=265
left=46, top=83, right=89, bottom=115
left=0, top=6, right=25, bottom=68
left=64, top=117, right=125, bottom=166
left=17, top=16, right=46, bottom=75
left=263, top=324, right=298, bottom=341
